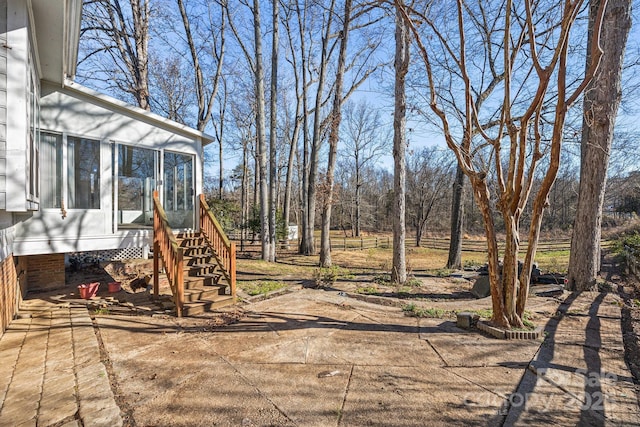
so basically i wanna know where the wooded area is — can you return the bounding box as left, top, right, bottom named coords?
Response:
left=78, top=0, right=640, bottom=328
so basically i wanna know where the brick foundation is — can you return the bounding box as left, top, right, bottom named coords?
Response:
left=0, top=255, right=25, bottom=336
left=25, top=253, right=66, bottom=291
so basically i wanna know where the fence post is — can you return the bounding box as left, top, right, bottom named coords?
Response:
left=376, top=237, right=378, bottom=248
left=361, top=238, right=364, bottom=250
left=344, top=238, right=347, bottom=251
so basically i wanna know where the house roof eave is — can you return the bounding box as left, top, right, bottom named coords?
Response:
left=59, top=79, right=216, bottom=146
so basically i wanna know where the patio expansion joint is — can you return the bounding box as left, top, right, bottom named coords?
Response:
left=336, top=364, right=354, bottom=426
left=425, top=338, right=448, bottom=367
left=0, top=319, right=31, bottom=415
left=34, top=311, right=54, bottom=422
left=88, top=314, right=130, bottom=425
left=216, top=352, right=298, bottom=426
left=444, top=366, right=511, bottom=401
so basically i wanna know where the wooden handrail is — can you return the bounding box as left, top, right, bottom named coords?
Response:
left=199, top=194, right=236, bottom=300
left=153, top=190, right=185, bottom=316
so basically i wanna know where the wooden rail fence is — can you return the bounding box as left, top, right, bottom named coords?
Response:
left=230, top=234, right=613, bottom=256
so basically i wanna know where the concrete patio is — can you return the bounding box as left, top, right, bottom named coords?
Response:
left=0, top=288, right=638, bottom=426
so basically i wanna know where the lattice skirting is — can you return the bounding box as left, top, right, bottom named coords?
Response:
left=67, top=246, right=150, bottom=266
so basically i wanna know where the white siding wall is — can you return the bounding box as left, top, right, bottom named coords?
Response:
left=4, top=0, right=30, bottom=212
left=0, top=2, right=7, bottom=210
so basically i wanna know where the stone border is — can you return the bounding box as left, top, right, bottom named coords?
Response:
left=477, top=320, right=543, bottom=340
left=239, top=285, right=302, bottom=303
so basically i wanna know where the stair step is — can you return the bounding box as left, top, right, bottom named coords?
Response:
left=186, top=264, right=219, bottom=277
left=184, top=254, right=213, bottom=265
left=176, top=232, right=206, bottom=247
left=175, top=231, right=202, bottom=239
left=184, top=274, right=223, bottom=288
left=182, top=245, right=211, bottom=256
left=182, top=295, right=235, bottom=316
left=183, top=284, right=228, bottom=302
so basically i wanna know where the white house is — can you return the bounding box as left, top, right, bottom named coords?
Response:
left=0, top=0, right=216, bottom=333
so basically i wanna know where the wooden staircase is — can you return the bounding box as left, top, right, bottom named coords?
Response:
left=153, top=192, right=236, bottom=317
left=176, top=231, right=235, bottom=316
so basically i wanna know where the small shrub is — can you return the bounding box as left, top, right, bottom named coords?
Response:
left=431, top=268, right=453, bottom=277
left=402, top=303, right=447, bottom=318
left=242, top=280, right=286, bottom=296
left=356, top=286, right=378, bottom=295
left=463, top=260, right=484, bottom=270
left=466, top=308, right=492, bottom=319
left=405, top=277, right=423, bottom=287
left=612, top=232, right=640, bottom=273
left=313, top=265, right=349, bottom=287
left=373, top=273, right=391, bottom=285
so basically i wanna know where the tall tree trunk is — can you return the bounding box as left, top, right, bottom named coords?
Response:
left=297, top=0, right=312, bottom=255
left=447, top=165, right=465, bottom=269
left=392, top=3, right=409, bottom=285
left=252, top=147, right=259, bottom=243
left=267, top=0, right=279, bottom=262
left=241, top=141, right=249, bottom=248
left=282, top=29, right=304, bottom=240
left=320, top=0, right=352, bottom=268
left=130, top=0, right=150, bottom=110
left=251, top=0, right=272, bottom=262
left=568, top=0, right=631, bottom=290
left=283, top=116, right=300, bottom=240
left=217, top=83, right=227, bottom=200
left=355, top=179, right=361, bottom=237
left=301, top=0, right=335, bottom=255
left=219, top=136, right=224, bottom=199
left=177, top=0, right=224, bottom=132
left=415, top=216, right=423, bottom=247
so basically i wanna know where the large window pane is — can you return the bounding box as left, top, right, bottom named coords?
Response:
left=40, top=132, right=62, bottom=208
left=118, top=145, right=156, bottom=226
left=164, top=152, right=194, bottom=228
left=68, top=137, right=100, bottom=209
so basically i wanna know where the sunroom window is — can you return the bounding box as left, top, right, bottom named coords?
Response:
left=40, top=132, right=62, bottom=208
left=68, top=136, right=101, bottom=209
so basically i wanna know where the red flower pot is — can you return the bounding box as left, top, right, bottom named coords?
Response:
left=108, top=281, right=121, bottom=293
left=78, top=282, right=100, bottom=299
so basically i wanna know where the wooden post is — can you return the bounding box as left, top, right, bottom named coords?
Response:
left=344, top=238, right=347, bottom=251
left=176, top=248, right=184, bottom=317
left=376, top=237, right=378, bottom=248
left=230, top=243, right=237, bottom=301
left=361, top=238, right=364, bottom=250
left=153, top=240, right=159, bottom=297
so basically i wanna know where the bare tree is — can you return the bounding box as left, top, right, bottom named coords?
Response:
left=300, top=0, right=337, bottom=255
left=319, top=0, right=353, bottom=268
left=568, top=0, right=632, bottom=291
left=268, top=0, right=280, bottom=262
left=79, top=0, right=151, bottom=110
left=211, top=77, right=228, bottom=200
left=392, top=1, right=409, bottom=285
left=398, top=0, right=608, bottom=328
left=281, top=3, right=305, bottom=236
left=407, top=147, right=454, bottom=247
left=340, top=101, right=390, bottom=237
left=446, top=166, right=465, bottom=269
left=227, top=0, right=273, bottom=261
left=148, top=56, right=190, bottom=123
